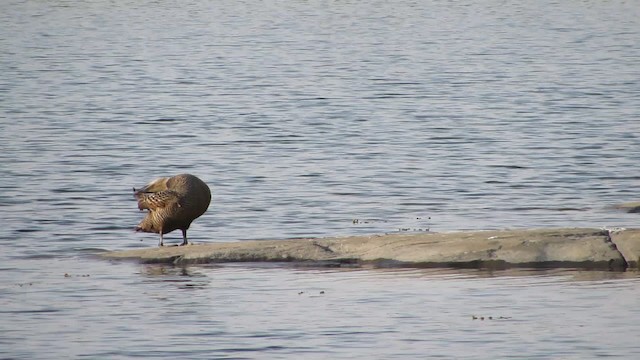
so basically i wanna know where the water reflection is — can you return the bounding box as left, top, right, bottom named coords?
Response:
left=140, top=264, right=211, bottom=289
left=140, top=262, right=640, bottom=283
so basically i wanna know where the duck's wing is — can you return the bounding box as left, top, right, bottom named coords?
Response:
left=135, top=190, right=180, bottom=211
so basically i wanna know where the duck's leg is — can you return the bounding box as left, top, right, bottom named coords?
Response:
left=180, top=229, right=189, bottom=246
left=158, top=232, right=164, bottom=247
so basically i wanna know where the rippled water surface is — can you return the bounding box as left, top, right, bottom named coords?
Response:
left=1, top=0, right=639, bottom=358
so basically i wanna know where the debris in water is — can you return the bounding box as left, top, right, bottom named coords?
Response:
left=471, top=315, right=511, bottom=320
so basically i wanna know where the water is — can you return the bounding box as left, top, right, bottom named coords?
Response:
left=1, top=0, right=639, bottom=358
left=4, top=263, right=640, bottom=359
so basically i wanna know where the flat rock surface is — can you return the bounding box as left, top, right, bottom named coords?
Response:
left=103, top=228, right=640, bottom=269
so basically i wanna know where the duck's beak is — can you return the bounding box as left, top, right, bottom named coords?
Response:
left=133, top=186, right=150, bottom=198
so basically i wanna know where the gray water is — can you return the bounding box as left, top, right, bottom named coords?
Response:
left=1, top=0, right=639, bottom=358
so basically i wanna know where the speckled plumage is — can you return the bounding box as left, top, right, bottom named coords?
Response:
left=133, top=174, right=211, bottom=246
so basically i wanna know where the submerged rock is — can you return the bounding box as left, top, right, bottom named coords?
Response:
left=612, top=202, right=640, bottom=214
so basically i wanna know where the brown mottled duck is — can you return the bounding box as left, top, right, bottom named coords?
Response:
left=133, top=174, right=211, bottom=246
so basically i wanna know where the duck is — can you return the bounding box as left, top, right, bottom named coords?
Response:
left=133, top=173, right=211, bottom=246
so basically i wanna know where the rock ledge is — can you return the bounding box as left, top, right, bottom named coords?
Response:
left=102, top=228, right=640, bottom=270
